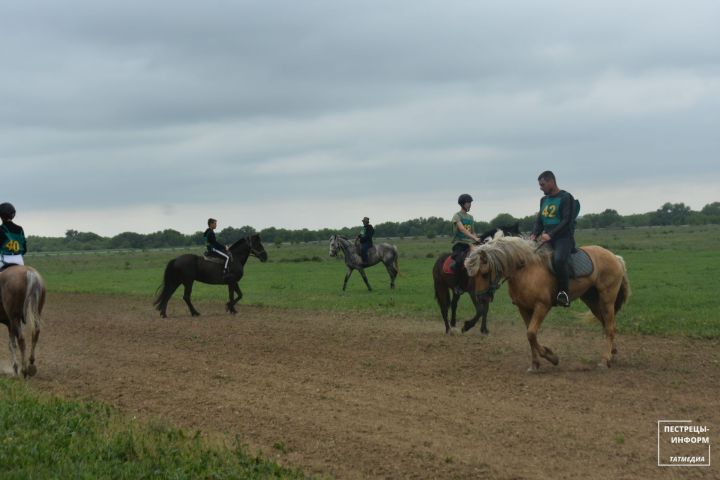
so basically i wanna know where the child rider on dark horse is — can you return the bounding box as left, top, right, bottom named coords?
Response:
left=451, top=194, right=481, bottom=294
left=203, top=218, right=232, bottom=280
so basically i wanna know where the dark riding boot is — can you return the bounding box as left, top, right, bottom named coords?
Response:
left=450, top=257, right=464, bottom=296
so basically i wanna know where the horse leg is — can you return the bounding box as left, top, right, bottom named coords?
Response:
left=523, top=306, right=558, bottom=371
left=436, top=286, right=452, bottom=334
left=226, top=284, right=236, bottom=314
left=384, top=261, right=397, bottom=289
left=343, top=268, right=353, bottom=291
left=182, top=281, right=201, bottom=317
left=597, top=294, right=619, bottom=368
left=227, top=283, right=242, bottom=314
left=581, top=290, right=618, bottom=367
left=159, top=280, right=181, bottom=318
left=7, top=328, right=19, bottom=377
left=13, top=319, right=29, bottom=379
left=27, top=328, right=40, bottom=377
left=450, top=292, right=460, bottom=328
left=359, top=269, right=372, bottom=291
left=461, top=295, right=489, bottom=334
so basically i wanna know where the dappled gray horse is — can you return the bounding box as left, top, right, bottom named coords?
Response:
left=329, top=235, right=399, bottom=291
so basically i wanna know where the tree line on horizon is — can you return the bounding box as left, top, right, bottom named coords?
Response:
left=26, top=201, right=720, bottom=253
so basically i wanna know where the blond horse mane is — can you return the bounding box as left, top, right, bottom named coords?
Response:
left=465, top=236, right=552, bottom=278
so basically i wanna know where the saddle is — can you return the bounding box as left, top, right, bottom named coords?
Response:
left=442, top=256, right=456, bottom=275
left=0, top=263, right=19, bottom=273
left=550, top=249, right=594, bottom=278
left=202, top=252, right=232, bottom=265
left=442, top=250, right=469, bottom=275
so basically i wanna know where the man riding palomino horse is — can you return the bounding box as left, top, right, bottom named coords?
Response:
left=529, top=171, right=578, bottom=307
left=356, top=217, right=374, bottom=267
left=0, top=202, right=27, bottom=271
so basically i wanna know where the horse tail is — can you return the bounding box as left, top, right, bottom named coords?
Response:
left=153, top=259, right=178, bottom=310
left=23, top=269, right=44, bottom=336
left=614, top=255, right=631, bottom=314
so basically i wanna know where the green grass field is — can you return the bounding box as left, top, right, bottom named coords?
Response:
left=6, top=225, right=720, bottom=478
left=0, top=380, right=305, bottom=479
left=26, top=224, right=720, bottom=338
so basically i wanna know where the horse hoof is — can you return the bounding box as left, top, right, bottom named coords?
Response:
left=480, top=328, right=489, bottom=335
left=527, top=365, right=540, bottom=373
left=447, top=327, right=460, bottom=336
left=191, top=312, right=200, bottom=317
left=598, top=360, right=611, bottom=369
left=544, top=347, right=560, bottom=366
left=26, top=364, right=37, bottom=377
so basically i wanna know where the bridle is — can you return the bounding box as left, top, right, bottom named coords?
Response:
left=473, top=264, right=504, bottom=304
left=247, top=237, right=265, bottom=258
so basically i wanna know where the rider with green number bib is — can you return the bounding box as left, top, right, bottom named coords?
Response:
left=451, top=194, right=481, bottom=292
left=530, top=171, right=578, bottom=307
left=0, top=203, right=27, bottom=270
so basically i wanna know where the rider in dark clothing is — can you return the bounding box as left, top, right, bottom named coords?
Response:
left=530, top=171, right=576, bottom=307
left=203, top=218, right=230, bottom=275
left=357, top=217, right=374, bottom=267
left=0, top=202, right=27, bottom=270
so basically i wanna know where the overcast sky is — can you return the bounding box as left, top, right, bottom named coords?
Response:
left=3, top=1, right=719, bottom=236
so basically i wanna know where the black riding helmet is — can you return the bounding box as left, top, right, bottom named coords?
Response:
left=0, top=202, right=16, bottom=221
left=457, top=194, right=473, bottom=206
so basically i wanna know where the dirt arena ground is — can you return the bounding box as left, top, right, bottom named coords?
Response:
left=3, top=293, right=718, bottom=479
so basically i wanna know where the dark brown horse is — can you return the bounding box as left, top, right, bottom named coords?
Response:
left=465, top=236, right=630, bottom=370
left=0, top=266, right=46, bottom=378
left=432, top=253, right=489, bottom=334
left=153, top=235, right=268, bottom=318
left=431, top=224, right=520, bottom=334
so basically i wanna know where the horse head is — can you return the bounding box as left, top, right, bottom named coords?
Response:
left=248, top=234, right=268, bottom=262
left=329, top=235, right=339, bottom=257
left=465, top=249, right=500, bottom=304
left=229, top=235, right=268, bottom=262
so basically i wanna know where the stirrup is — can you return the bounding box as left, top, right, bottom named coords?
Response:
left=556, top=291, right=570, bottom=307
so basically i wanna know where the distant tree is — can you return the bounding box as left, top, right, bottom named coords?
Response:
left=110, top=232, right=146, bottom=249
left=650, top=202, right=692, bottom=226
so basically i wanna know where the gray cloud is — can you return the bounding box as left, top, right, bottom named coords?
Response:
left=2, top=1, right=719, bottom=234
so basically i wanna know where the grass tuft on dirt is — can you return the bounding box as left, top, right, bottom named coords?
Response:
left=0, top=378, right=307, bottom=479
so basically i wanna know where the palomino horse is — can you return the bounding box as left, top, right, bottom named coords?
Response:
left=0, top=266, right=46, bottom=378
left=465, top=236, right=630, bottom=370
left=329, top=235, right=399, bottom=291
left=153, top=235, right=268, bottom=317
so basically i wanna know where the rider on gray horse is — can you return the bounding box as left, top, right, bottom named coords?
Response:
left=356, top=216, right=375, bottom=267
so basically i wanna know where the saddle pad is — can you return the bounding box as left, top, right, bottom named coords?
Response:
left=202, top=255, right=225, bottom=265
left=442, top=256, right=455, bottom=275
left=569, top=249, right=593, bottom=278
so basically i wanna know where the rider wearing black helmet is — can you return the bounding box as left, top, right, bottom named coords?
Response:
left=450, top=194, right=481, bottom=293
left=0, top=202, right=27, bottom=269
